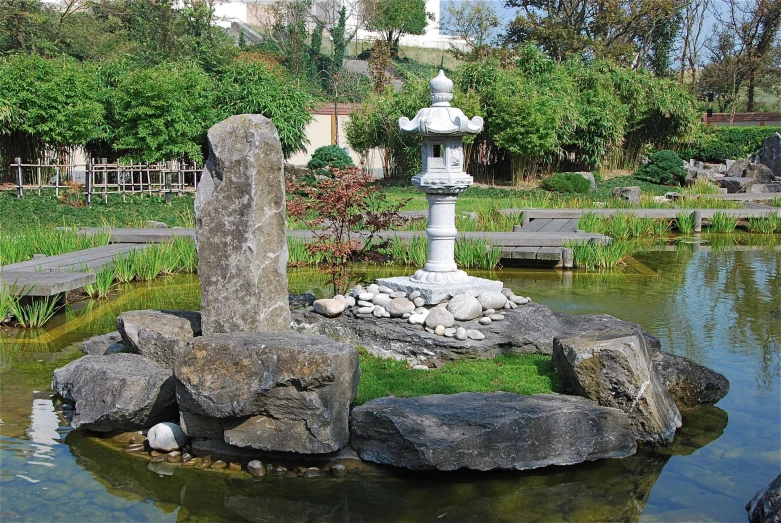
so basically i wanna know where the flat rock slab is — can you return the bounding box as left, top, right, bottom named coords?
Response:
left=291, top=302, right=561, bottom=364
left=51, top=354, right=177, bottom=432
left=376, top=275, right=503, bottom=305
left=350, top=392, right=637, bottom=471
left=175, top=332, right=359, bottom=454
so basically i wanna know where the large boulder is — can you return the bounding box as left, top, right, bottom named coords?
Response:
left=745, top=163, right=775, bottom=183
left=726, top=158, right=750, bottom=177
left=117, top=310, right=201, bottom=368
left=554, top=313, right=729, bottom=409
left=719, top=177, right=754, bottom=193
left=195, top=114, right=291, bottom=335
left=760, top=133, right=781, bottom=178
left=52, top=354, right=177, bottom=432
left=747, top=474, right=781, bottom=523
left=553, top=333, right=681, bottom=445
left=350, top=392, right=637, bottom=471
left=612, top=186, right=641, bottom=204
left=174, top=332, right=359, bottom=454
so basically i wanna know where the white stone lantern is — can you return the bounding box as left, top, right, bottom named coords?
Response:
left=378, top=70, right=502, bottom=303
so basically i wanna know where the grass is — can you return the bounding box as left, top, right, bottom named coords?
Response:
left=385, top=235, right=428, bottom=267
left=710, top=212, right=738, bottom=233
left=455, top=238, right=503, bottom=270
left=578, top=212, right=672, bottom=239
left=355, top=349, right=561, bottom=405
left=9, top=296, right=59, bottom=328
left=566, top=239, right=628, bottom=270
left=676, top=212, right=696, bottom=234
left=0, top=227, right=111, bottom=265
left=84, top=264, right=115, bottom=300
left=746, top=214, right=781, bottom=234
left=678, top=178, right=721, bottom=196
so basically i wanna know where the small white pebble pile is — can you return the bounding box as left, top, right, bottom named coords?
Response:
left=311, top=284, right=532, bottom=342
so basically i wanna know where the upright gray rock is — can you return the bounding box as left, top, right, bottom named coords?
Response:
left=350, top=392, right=637, bottom=471
left=726, top=158, right=750, bottom=177
left=195, top=114, right=290, bottom=335
left=745, top=163, right=775, bottom=183
left=612, top=186, right=641, bottom=204
left=175, top=332, right=360, bottom=453
left=759, top=133, right=781, bottom=178
left=718, top=177, right=754, bottom=193
left=52, top=354, right=177, bottom=432
left=553, top=333, right=681, bottom=445
left=747, top=474, right=781, bottom=523
left=117, top=310, right=201, bottom=368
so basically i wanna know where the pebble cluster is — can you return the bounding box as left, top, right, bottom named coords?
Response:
left=313, top=284, right=532, bottom=342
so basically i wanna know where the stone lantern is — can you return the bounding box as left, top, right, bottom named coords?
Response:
left=378, top=70, right=503, bottom=303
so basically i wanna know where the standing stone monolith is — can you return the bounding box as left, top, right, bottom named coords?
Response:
left=195, top=114, right=290, bottom=335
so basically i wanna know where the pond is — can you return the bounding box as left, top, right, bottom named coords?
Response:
left=1, top=243, right=779, bottom=522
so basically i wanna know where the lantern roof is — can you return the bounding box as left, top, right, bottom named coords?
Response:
left=398, top=70, right=483, bottom=137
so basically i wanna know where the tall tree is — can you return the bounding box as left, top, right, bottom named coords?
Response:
left=677, top=0, right=710, bottom=86
left=361, top=0, right=432, bottom=54
left=440, top=0, right=500, bottom=60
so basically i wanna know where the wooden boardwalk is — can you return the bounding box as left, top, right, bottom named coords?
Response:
left=1, top=243, right=149, bottom=296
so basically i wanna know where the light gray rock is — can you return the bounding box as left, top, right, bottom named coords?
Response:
left=726, top=158, right=750, bottom=177
left=455, top=327, right=467, bottom=340
left=467, top=329, right=485, bottom=340
left=195, top=114, right=290, bottom=335
left=447, top=294, right=483, bottom=321
left=424, top=308, right=455, bottom=329
left=511, top=296, right=530, bottom=305
left=372, top=306, right=386, bottom=318
left=553, top=333, right=681, bottom=444
left=477, top=291, right=507, bottom=310
left=175, top=332, right=360, bottom=453
left=313, top=299, right=348, bottom=318
left=387, top=298, right=415, bottom=318
left=81, top=331, right=126, bottom=356
left=434, top=325, right=446, bottom=336
left=718, top=177, right=754, bottom=193
left=489, top=314, right=504, bottom=321
left=612, top=186, right=641, bottom=204
left=389, top=291, right=407, bottom=299
left=345, top=296, right=356, bottom=306
left=412, top=364, right=429, bottom=371
left=408, top=313, right=426, bottom=325
left=52, top=354, right=177, bottom=432
left=413, top=297, right=426, bottom=307
left=478, top=317, right=492, bottom=325
left=366, top=284, right=380, bottom=295
left=745, top=163, right=775, bottom=183
left=356, top=306, right=374, bottom=315
left=147, top=422, right=189, bottom=452
left=483, top=309, right=495, bottom=316
left=378, top=286, right=392, bottom=294
left=444, top=328, right=456, bottom=337
left=746, top=473, right=781, bottom=523
left=357, top=300, right=373, bottom=307
left=358, top=292, right=374, bottom=301
left=409, top=291, right=421, bottom=300
left=350, top=393, right=637, bottom=471
left=144, top=220, right=168, bottom=228
left=117, top=310, right=201, bottom=369
left=371, top=293, right=392, bottom=309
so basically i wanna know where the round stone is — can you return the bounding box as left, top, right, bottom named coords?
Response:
left=166, top=452, right=182, bottom=463
left=455, top=327, right=468, bottom=341
left=402, top=313, right=411, bottom=319
left=424, top=307, right=455, bottom=328
left=413, top=297, right=426, bottom=307
left=248, top=460, right=266, bottom=477
left=372, top=293, right=392, bottom=308
left=304, top=467, right=322, bottom=478
left=414, top=307, right=429, bottom=315
left=229, top=462, right=242, bottom=471
left=483, top=309, right=495, bottom=315
left=357, top=300, right=374, bottom=307
left=388, top=297, right=415, bottom=317
left=358, top=292, right=375, bottom=301
left=313, top=298, right=348, bottom=318
left=501, top=288, right=514, bottom=297
left=434, top=325, right=446, bottom=336
left=378, top=286, right=392, bottom=294
left=147, top=422, right=189, bottom=452
left=444, top=328, right=456, bottom=337
left=490, top=314, right=504, bottom=321
left=331, top=463, right=348, bottom=477
left=333, top=294, right=346, bottom=301
left=447, top=294, right=483, bottom=321
left=366, top=284, right=380, bottom=295
left=390, top=291, right=407, bottom=298
left=345, top=296, right=356, bottom=306
left=412, top=364, right=429, bottom=370
left=408, top=313, right=426, bottom=325
left=467, top=329, right=485, bottom=340
left=477, top=291, right=507, bottom=310
left=372, top=306, right=386, bottom=318
left=356, top=306, right=375, bottom=315
left=210, top=460, right=227, bottom=470
left=511, top=296, right=530, bottom=305
left=409, top=291, right=421, bottom=300
left=508, top=301, right=517, bottom=309
left=478, top=317, right=492, bottom=325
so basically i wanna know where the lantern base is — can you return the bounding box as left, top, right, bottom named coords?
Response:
left=376, top=275, right=504, bottom=306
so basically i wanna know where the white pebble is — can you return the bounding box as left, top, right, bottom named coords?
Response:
left=372, top=306, right=386, bottom=318
left=467, top=329, right=485, bottom=340
left=508, top=301, right=517, bottom=309
left=367, top=284, right=380, bottom=295
left=408, top=314, right=426, bottom=325
left=444, top=328, right=456, bottom=337
left=455, top=327, right=467, bottom=340
left=358, top=292, right=375, bottom=301
left=414, top=307, right=429, bottom=316
left=357, top=300, right=373, bottom=307
left=434, top=325, right=446, bottom=336
left=511, top=296, right=529, bottom=305
left=390, top=291, right=407, bottom=298
left=412, top=365, right=429, bottom=371
left=501, top=288, right=514, bottom=297
left=402, top=312, right=411, bottom=319
left=356, top=306, right=374, bottom=315
left=383, top=310, right=391, bottom=318
left=409, top=291, right=421, bottom=300
left=489, top=314, right=504, bottom=321
left=345, top=296, right=356, bottom=306
left=378, top=285, right=392, bottom=294
left=352, top=285, right=364, bottom=296
left=478, top=317, right=492, bottom=325
left=413, top=297, right=426, bottom=307
left=334, top=294, right=346, bottom=301
left=483, top=308, right=495, bottom=315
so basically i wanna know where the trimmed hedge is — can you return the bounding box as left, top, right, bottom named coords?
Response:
left=308, top=145, right=355, bottom=177
left=540, top=173, right=593, bottom=193
left=678, top=126, right=781, bottom=163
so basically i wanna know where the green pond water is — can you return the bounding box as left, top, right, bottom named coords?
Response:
left=1, top=242, right=779, bottom=522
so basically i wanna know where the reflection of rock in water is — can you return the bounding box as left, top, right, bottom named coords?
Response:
left=65, top=406, right=729, bottom=523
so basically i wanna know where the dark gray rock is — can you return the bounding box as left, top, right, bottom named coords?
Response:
left=745, top=163, right=775, bottom=183
left=51, top=354, right=177, bottom=432
left=175, top=332, right=359, bottom=453
left=554, top=313, right=729, bottom=409
left=81, top=331, right=126, bottom=356
left=179, top=409, right=224, bottom=439
left=719, top=177, right=754, bottom=193
left=350, top=392, right=637, bottom=471
left=612, top=186, right=641, bottom=204
left=760, top=133, right=781, bottom=178
left=195, top=114, right=290, bottom=335
left=292, top=302, right=561, bottom=364
left=553, top=333, right=681, bottom=445
left=750, top=183, right=781, bottom=193
left=726, top=158, right=750, bottom=177
left=117, top=310, right=201, bottom=368
left=747, top=474, right=781, bottom=523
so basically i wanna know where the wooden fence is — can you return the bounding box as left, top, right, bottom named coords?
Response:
left=7, top=158, right=201, bottom=204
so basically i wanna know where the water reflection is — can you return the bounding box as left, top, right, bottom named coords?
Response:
left=61, top=406, right=726, bottom=522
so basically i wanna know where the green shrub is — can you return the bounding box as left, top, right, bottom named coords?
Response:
left=678, top=126, right=781, bottom=163
left=307, top=145, right=355, bottom=177
left=540, top=173, right=592, bottom=193
left=636, top=150, right=687, bottom=186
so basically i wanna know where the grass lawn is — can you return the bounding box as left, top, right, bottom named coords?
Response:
left=355, top=349, right=561, bottom=405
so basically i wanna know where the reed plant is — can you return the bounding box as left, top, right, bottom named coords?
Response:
left=578, top=213, right=672, bottom=239
left=172, top=236, right=198, bottom=272
left=746, top=214, right=781, bottom=234
left=772, top=197, right=781, bottom=208
left=709, top=212, right=738, bottom=233
left=113, top=250, right=139, bottom=283
left=287, top=237, right=325, bottom=265
left=0, top=227, right=110, bottom=265
left=678, top=178, right=721, bottom=195
left=0, top=279, right=14, bottom=324
left=385, top=235, right=428, bottom=267
left=84, top=264, right=115, bottom=300
left=566, top=239, right=628, bottom=270
left=676, top=212, right=696, bottom=234
left=176, top=208, right=195, bottom=228
left=455, top=238, right=503, bottom=270
left=133, top=246, right=168, bottom=281
left=9, top=296, right=59, bottom=328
